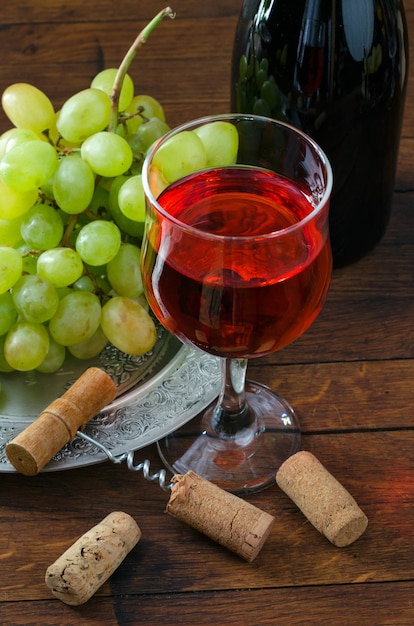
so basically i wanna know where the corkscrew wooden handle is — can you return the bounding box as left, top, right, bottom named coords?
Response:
left=6, top=367, right=117, bottom=476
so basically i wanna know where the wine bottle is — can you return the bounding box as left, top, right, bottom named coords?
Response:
left=231, top=0, right=409, bottom=267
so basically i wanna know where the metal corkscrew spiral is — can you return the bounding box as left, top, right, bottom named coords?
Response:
left=76, top=430, right=174, bottom=492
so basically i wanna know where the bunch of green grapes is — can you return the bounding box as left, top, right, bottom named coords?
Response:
left=0, top=71, right=170, bottom=373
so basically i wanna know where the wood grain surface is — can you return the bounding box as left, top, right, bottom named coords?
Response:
left=0, top=1, right=413, bottom=624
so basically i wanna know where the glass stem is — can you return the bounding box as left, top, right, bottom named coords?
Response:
left=212, top=358, right=252, bottom=436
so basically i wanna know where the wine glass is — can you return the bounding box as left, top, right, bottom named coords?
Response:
left=141, top=114, right=333, bottom=494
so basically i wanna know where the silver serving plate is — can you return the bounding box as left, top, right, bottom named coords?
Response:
left=0, top=323, right=222, bottom=472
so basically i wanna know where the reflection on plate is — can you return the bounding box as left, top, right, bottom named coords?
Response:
left=0, top=323, right=222, bottom=472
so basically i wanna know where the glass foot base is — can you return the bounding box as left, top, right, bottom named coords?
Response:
left=157, top=380, right=301, bottom=494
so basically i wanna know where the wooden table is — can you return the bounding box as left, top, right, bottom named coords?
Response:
left=1, top=2, right=413, bottom=624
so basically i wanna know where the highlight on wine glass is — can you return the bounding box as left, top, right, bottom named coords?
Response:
left=141, top=114, right=333, bottom=494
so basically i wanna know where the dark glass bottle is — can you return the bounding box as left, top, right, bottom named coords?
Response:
left=231, top=0, right=409, bottom=267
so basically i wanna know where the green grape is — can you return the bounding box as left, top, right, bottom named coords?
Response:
left=75, top=220, right=121, bottom=266
left=37, top=247, right=84, bottom=288
left=39, top=174, right=55, bottom=202
left=108, top=176, right=144, bottom=238
left=117, top=175, right=146, bottom=222
left=0, top=246, right=23, bottom=294
left=107, top=242, right=143, bottom=298
left=0, top=216, right=24, bottom=245
left=91, top=68, right=134, bottom=112
left=15, top=243, right=39, bottom=274
left=101, top=296, right=157, bottom=355
left=123, top=116, right=143, bottom=137
left=95, top=274, right=112, bottom=295
left=80, top=131, right=133, bottom=177
left=0, top=335, right=15, bottom=372
left=20, top=203, right=64, bottom=250
left=0, top=291, right=18, bottom=334
left=4, top=321, right=50, bottom=371
left=127, top=160, right=143, bottom=179
left=125, top=94, right=165, bottom=134
left=73, top=275, right=94, bottom=292
left=56, top=88, right=111, bottom=144
left=84, top=262, right=106, bottom=276
left=56, top=286, right=72, bottom=299
left=115, top=121, right=127, bottom=138
left=0, top=140, right=58, bottom=192
left=49, top=291, right=102, bottom=345
left=152, top=130, right=207, bottom=183
left=0, top=179, right=38, bottom=220
left=49, top=113, right=80, bottom=149
left=0, top=129, right=16, bottom=159
left=125, top=132, right=147, bottom=160
left=1, top=83, right=55, bottom=132
left=134, top=292, right=149, bottom=312
left=87, top=183, right=111, bottom=219
left=194, top=121, right=239, bottom=167
left=68, top=325, right=108, bottom=360
left=133, top=117, right=170, bottom=152
left=12, top=274, right=59, bottom=323
left=53, top=155, right=95, bottom=215
left=36, top=335, right=66, bottom=373
left=0, top=128, right=45, bottom=160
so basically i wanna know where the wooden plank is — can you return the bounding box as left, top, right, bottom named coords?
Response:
left=1, top=581, right=413, bottom=625
left=0, top=1, right=241, bottom=24
left=275, top=291, right=414, bottom=363
left=0, top=19, right=235, bottom=65
left=250, top=359, right=414, bottom=431
left=396, top=140, right=414, bottom=187
left=384, top=192, right=414, bottom=241
left=87, top=581, right=414, bottom=626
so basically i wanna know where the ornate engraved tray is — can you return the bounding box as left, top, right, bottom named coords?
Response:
left=0, top=322, right=222, bottom=472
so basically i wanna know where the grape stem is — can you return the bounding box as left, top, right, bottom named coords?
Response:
left=108, top=7, right=176, bottom=133
left=60, top=214, right=79, bottom=247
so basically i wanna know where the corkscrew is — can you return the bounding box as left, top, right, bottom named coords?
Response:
left=75, top=429, right=173, bottom=492
left=5, top=366, right=368, bottom=565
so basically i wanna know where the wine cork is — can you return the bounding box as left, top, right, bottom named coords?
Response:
left=6, top=367, right=117, bottom=476
left=166, top=471, right=274, bottom=562
left=45, top=511, right=141, bottom=605
left=276, top=450, right=368, bottom=547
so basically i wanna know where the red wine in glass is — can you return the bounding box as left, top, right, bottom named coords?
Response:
left=143, top=166, right=331, bottom=360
